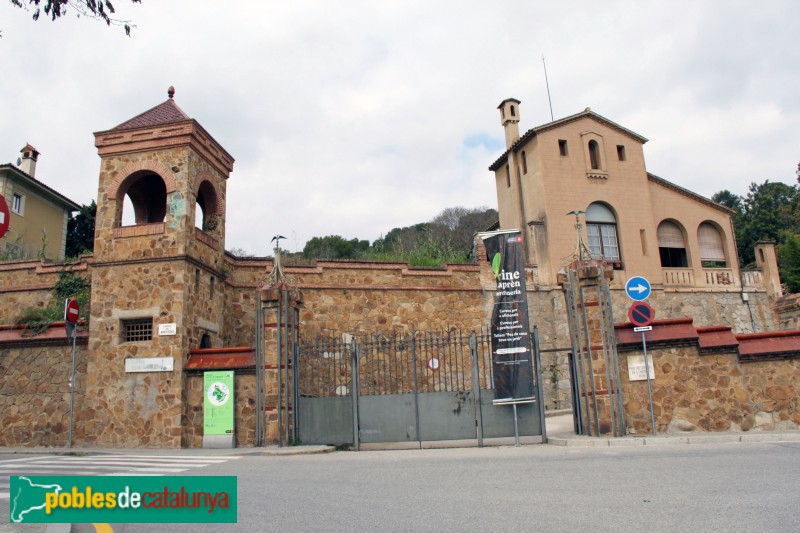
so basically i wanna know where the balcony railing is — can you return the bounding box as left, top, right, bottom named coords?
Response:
left=662, top=268, right=694, bottom=287
left=703, top=268, right=735, bottom=286
left=113, top=222, right=165, bottom=239
left=194, top=227, right=220, bottom=250
left=741, top=269, right=764, bottom=289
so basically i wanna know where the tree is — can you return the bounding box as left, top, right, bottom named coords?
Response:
left=711, top=190, right=743, bottom=213
left=9, top=0, right=141, bottom=35
left=737, top=181, right=799, bottom=266
left=302, top=235, right=370, bottom=260
left=65, top=201, right=96, bottom=257
left=779, top=234, right=800, bottom=294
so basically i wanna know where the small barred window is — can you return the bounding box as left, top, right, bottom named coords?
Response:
left=121, top=318, right=153, bottom=343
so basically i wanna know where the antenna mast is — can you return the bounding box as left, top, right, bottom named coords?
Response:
left=542, top=55, right=554, bottom=121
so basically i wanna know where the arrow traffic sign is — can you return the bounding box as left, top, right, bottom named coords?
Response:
left=628, top=301, right=655, bottom=327
left=625, top=276, right=651, bottom=301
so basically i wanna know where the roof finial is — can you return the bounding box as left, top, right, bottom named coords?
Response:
left=168, top=86, right=175, bottom=99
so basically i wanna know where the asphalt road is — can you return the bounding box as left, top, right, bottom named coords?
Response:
left=143, top=441, right=799, bottom=532
left=3, top=442, right=799, bottom=532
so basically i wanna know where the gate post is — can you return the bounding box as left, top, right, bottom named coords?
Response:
left=533, top=327, right=547, bottom=444
left=351, top=340, right=360, bottom=451
left=469, top=332, right=484, bottom=448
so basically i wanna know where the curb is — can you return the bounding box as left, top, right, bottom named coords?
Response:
left=548, top=432, right=800, bottom=447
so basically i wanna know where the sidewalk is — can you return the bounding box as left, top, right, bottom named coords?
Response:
left=545, top=413, right=800, bottom=447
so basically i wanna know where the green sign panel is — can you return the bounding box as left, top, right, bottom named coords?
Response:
left=204, top=370, right=234, bottom=436
left=9, top=475, right=237, bottom=523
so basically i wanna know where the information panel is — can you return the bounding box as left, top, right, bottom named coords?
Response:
left=204, top=371, right=235, bottom=436
left=480, top=230, right=535, bottom=402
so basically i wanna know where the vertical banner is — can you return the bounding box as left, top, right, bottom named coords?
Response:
left=204, top=371, right=235, bottom=436
left=481, top=230, right=535, bottom=402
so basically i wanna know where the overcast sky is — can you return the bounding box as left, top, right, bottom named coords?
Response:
left=2, top=1, right=797, bottom=255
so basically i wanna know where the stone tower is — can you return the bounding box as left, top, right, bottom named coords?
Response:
left=85, top=87, right=234, bottom=447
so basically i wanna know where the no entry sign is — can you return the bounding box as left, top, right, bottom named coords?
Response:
left=628, top=301, right=655, bottom=327
left=65, top=299, right=80, bottom=323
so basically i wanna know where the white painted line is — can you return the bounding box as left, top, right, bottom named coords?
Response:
left=96, top=455, right=242, bottom=460
left=0, top=464, right=176, bottom=471
left=54, top=457, right=219, bottom=465
left=102, top=473, right=166, bottom=476
left=0, top=456, right=49, bottom=465
left=22, top=460, right=210, bottom=468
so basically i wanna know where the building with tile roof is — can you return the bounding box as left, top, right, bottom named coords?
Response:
left=488, top=98, right=783, bottom=299
left=0, top=144, right=80, bottom=259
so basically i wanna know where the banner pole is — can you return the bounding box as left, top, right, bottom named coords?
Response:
left=513, top=403, right=520, bottom=447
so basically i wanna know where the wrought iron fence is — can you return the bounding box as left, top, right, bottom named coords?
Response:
left=298, top=330, right=496, bottom=398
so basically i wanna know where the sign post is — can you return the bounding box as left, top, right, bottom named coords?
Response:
left=626, top=281, right=657, bottom=437
left=64, top=298, right=79, bottom=448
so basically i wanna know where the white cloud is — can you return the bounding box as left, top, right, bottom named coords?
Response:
left=1, top=0, right=797, bottom=255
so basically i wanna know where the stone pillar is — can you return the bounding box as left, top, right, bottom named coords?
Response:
left=560, top=260, right=624, bottom=436
left=754, top=241, right=783, bottom=300
left=260, top=284, right=303, bottom=446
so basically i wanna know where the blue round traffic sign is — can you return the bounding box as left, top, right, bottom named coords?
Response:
left=625, top=276, right=651, bottom=301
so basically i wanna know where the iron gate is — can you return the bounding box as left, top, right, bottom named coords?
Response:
left=297, top=329, right=545, bottom=448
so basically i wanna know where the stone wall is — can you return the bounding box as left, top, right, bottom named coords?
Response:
left=0, top=326, right=88, bottom=447
left=617, top=324, right=800, bottom=434
left=0, top=258, right=91, bottom=325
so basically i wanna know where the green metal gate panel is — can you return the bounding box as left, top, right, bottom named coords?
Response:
left=358, top=393, right=418, bottom=442
left=417, top=391, right=477, bottom=441
left=478, top=390, right=540, bottom=438
left=297, top=330, right=544, bottom=448
left=298, top=396, right=353, bottom=445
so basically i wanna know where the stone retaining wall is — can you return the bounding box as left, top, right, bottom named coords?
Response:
left=618, top=325, right=800, bottom=434
left=0, top=328, right=88, bottom=447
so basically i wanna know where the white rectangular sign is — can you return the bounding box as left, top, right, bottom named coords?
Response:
left=627, top=355, right=655, bottom=381
left=158, top=323, right=177, bottom=336
left=633, top=326, right=652, bottom=332
left=125, top=357, right=174, bottom=373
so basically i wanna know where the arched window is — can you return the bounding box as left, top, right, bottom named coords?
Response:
left=521, top=151, right=528, bottom=174
left=698, top=222, right=726, bottom=267
left=658, top=221, right=688, bottom=267
left=588, top=140, right=600, bottom=170
left=117, top=172, right=167, bottom=227
left=586, top=203, right=620, bottom=260
left=195, top=180, right=219, bottom=233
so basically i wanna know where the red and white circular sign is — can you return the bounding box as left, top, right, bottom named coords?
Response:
left=427, top=357, right=440, bottom=371
left=66, top=299, right=80, bottom=323
left=0, top=195, right=9, bottom=239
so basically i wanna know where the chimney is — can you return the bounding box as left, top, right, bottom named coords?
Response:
left=19, top=143, right=39, bottom=177
left=498, top=98, right=521, bottom=149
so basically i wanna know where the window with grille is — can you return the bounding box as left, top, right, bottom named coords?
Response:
left=121, top=318, right=153, bottom=343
